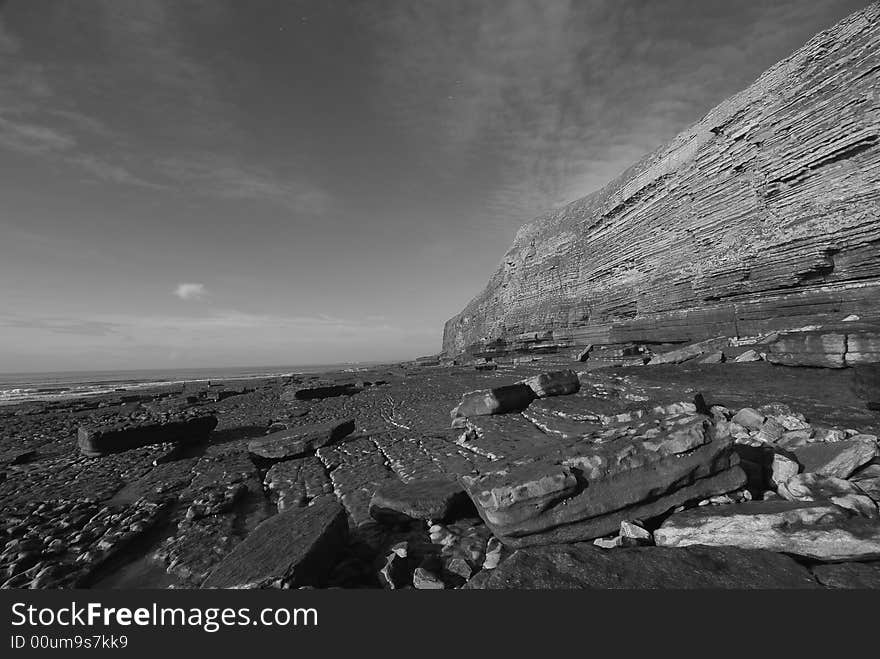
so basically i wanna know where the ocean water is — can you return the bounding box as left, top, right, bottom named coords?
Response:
left=0, top=363, right=378, bottom=405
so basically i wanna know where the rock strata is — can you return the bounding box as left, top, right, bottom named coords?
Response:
left=442, top=5, right=880, bottom=361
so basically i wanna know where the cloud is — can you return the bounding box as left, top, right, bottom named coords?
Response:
left=0, top=3, right=329, bottom=210
left=174, top=283, right=207, bottom=301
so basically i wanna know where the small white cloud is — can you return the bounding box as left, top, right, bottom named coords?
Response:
left=174, top=282, right=206, bottom=300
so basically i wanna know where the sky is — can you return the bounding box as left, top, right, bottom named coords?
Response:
left=0, top=0, right=869, bottom=372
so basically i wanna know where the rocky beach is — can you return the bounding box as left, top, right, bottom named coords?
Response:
left=1, top=3, right=879, bottom=591
left=1, top=350, right=879, bottom=589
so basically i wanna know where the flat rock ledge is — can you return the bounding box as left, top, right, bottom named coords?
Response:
left=77, top=416, right=218, bottom=458
left=472, top=544, right=818, bottom=589
left=248, top=419, right=355, bottom=460
left=202, top=499, right=348, bottom=589
left=369, top=478, right=474, bottom=524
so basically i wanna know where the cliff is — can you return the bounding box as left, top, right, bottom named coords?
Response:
left=443, top=4, right=880, bottom=359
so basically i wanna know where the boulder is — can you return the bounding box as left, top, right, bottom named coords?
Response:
left=412, top=567, right=445, bottom=589
left=731, top=408, right=764, bottom=430
left=78, top=416, right=217, bottom=457
left=655, top=500, right=880, bottom=561
left=619, top=520, right=653, bottom=547
left=522, top=370, right=580, bottom=398
left=450, top=384, right=536, bottom=419
left=248, top=419, right=355, bottom=460
left=792, top=436, right=879, bottom=479
left=369, top=478, right=474, bottom=524
left=575, top=345, right=593, bottom=362
left=202, top=499, right=348, bottom=588
left=475, top=544, right=818, bottom=589
left=770, top=453, right=800, bottom=487
left=733, top=349, right=762, bottom=363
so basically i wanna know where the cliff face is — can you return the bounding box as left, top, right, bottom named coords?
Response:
left=443, top=4, right=880, bottom=358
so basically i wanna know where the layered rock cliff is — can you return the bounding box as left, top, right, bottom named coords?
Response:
left=443, top=4, right=880, bottom=359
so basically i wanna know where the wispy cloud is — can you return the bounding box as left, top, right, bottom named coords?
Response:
left=0, top=2, right=329, bottom=211
left=174, top=283, right=207, bottom=301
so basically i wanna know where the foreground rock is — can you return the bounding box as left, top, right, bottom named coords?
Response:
left=248, top=419, right=355, bottom=460
left=202, top=499, right=348, bottom=588
left=655, top=500, right=880, bottom=561
left=475, top=544, right=818, bottom=589
left=77, top=416, right=217, bottom=457
left=461, top=411, right=745, bottom=547
left=369, top=478, right=473, bottom=524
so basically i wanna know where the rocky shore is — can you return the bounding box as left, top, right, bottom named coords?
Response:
left=1, top=348, right=878, bottom=589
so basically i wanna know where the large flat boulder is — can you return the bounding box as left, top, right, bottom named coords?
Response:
left=655, top=500, right=880, bottom=561
left=291, top=384, right=361, bottom=400
left=451, top=384, right=536, bottom=419
left=248, top=419, right=355, bottom=460
left=461, top=410, right=745, bottom=547
left=792, top=436, right=879, bottom=479
left=202, top=499, right=348, bottom=588
left=369, top=478, right=473, bottom=524
left=476, top=544, right=818, bottom=589
left=77, top=416, right=217, bottom=457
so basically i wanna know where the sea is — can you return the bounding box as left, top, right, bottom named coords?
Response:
left=0, top=363, right=380, bottom=405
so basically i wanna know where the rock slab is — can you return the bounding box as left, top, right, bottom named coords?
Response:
left=248, top=419, right=355, bottom=459
left=369, top=478, right=473, bottom=524
left=202, top=499, right=348, bottom=588
left=78, top=416, right=218, bottom=457
left=477, top=544, right=818, bottom=589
